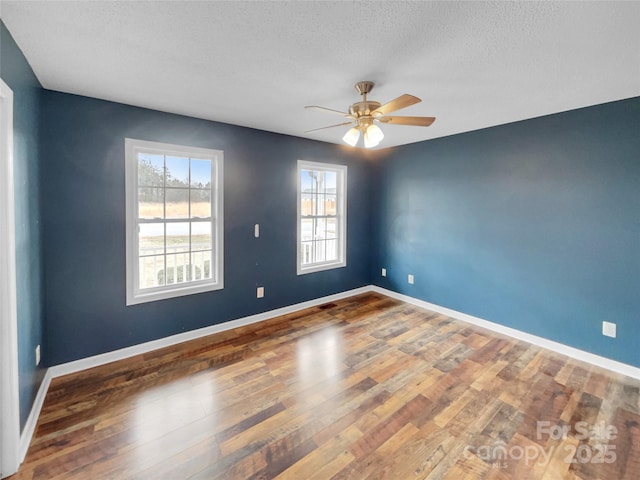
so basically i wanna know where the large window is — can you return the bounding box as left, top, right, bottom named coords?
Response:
left=297, top=160, right=347, bottom=275
left=125, top=139, right=223, bottom=305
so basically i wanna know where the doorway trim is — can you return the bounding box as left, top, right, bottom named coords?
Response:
left=0, top=78, right=20, bottom=478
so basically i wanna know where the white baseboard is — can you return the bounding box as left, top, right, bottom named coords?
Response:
left=18, top=284, right=640, bottom=469
left=49, top=286, right=371, bottom=379
left=371, top=286, right=640, bottom=381
left=19, top=368, right=52, bottom=463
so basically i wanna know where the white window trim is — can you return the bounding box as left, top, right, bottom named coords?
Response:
left=297, top=160, right=347, bottom=275
left=125, top=138, right=224, bottom=305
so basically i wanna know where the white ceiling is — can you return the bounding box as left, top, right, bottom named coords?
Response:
left=1, top=1, right=639, bottom=149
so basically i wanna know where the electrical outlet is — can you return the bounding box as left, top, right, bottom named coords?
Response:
left=408, top=274, right=414, bottom=285
left=35, top=345, right=41, bottom=366
left=257, top=286, right=264, bottom=298
left=381, top=268, right=387, bottom=277
left=602, top=321, right=616, bottom=338
left=254, top=224, right=260, bottom=238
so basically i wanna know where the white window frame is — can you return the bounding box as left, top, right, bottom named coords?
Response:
left=297, top=160, right=347, bottom=275
left=125, top=138, right=223, bottom=305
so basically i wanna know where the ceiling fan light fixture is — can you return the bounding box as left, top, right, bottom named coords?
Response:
left=363, top=133, right=379, bottom=148
left=364, top=123, right=384, bottom=148
left=342, top=126, right=360, bottom=147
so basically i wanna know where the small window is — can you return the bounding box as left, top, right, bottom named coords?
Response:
left=125, top=139, right=223, bottom=305
left=297, top=160, right=347, bottom=275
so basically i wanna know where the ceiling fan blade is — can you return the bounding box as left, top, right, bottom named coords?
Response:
left=378, top=116, right=436, bottom=127
left=304, top=121, right=355, bottom=133
left=305, top=105, right=352, bottom=117
left=372, top=94, right=421, bottom=116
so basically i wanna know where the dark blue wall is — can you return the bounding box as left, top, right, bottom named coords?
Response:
left=374, top=98, right=640, bottom=367
left=1, top=20, right=46, bottom=430
left=41, top=91, right=376, bottom=365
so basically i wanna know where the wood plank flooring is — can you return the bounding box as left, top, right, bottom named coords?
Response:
left=10, top=293, right=640, bottom=479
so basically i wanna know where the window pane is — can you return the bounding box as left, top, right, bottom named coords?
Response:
left=321, top=171, right=337, bottom=193
left=315, top=218, right=326, bottom=239
left=166, top=188, right=189, bottom=219
left=325, top=195, right=337, bottom=216
left=166, top=156, right=189, bottom=187
left=326, top=218, right=338, bottom=239
left=191, top=250, right=212, bottom=281
left=191, top=159, right=211, bottom=188
left=325, top=238, right=338, bottom=261
left=191, top=189, right=211, bottom=218
left=301, top=193, right=314, bottom=216
left=139, top=223, right=164, bottom=257
left=316, top=171, right=327, bottom=193
left=314, top=240, right=326, bottom=263
left=138, top=154, right=164, bottom=187
left=316, top=195, right=323, bottom=216
left=165, top=251, right=191, bottom=284
left=138, top=187, right=164, bottom=219
left=139, top=255, right=165, bottom=289
left=301, top=218, right=314, bottom=242
left=300, top=241, right=313, bottom=265
left=301, top=170, right=316, bottom=193
left=192, top=221, right=212, bottom=251
left=167, top=222, right=189, bottom=253
left=324, top=171, right=337, bottom=193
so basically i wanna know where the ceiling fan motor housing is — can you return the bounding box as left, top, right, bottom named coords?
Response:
left=349, top=101, right=381, bottom=118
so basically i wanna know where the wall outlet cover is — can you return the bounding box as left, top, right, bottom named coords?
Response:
left=257, top=286, right=264, bottom=298
left=602, top=321, right=616, bottom=338
left=381, top=268, right=387, bottom=277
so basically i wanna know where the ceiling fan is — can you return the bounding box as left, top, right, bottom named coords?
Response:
left=305, top=81, right=436, bottom=148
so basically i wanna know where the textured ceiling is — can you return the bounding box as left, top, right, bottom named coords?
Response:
left=1, top=1, right=639, bottom=149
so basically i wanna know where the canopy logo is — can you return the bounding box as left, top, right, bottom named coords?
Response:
left=463, top=439, right=552, bottom=469
left=464, top=420, right=617, bottom=469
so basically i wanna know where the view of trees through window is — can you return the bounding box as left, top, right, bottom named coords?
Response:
left=137, top=153, right=214, bottom=289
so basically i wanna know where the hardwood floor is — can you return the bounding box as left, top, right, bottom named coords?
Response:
left=11, top=293, right=640, bottom=479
